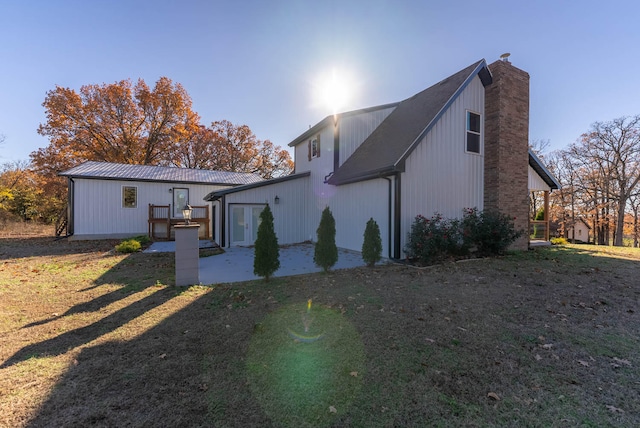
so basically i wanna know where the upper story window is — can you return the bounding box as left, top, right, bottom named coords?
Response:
left=308, top=134, right=321, bottom=160
left=122, top=186, right=137, bottom=208
left=466, top=111, right=481, bottom=154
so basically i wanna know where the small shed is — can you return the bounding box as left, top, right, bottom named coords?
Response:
left=58, top=161, right=262, bottom=240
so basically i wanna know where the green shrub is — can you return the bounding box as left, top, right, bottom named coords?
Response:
left=253, top=204, right=280, bottom=281
left=314, top=207, right=338, bottom=272
left=460, top=208, right=522, bottom=256
left=550, top=237, right=568, bottom=245
left=362, top=218, right=382, bottom=267
left=404, top=213, right=465, bottom=264
left=133, top=235, right=151, bottom=245
left=405, top=208, right=523, bottom=263
left=115, top=239, right=141, bottom=253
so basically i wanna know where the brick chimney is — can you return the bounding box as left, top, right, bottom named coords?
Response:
left=483, top=57, right=530, bottom=250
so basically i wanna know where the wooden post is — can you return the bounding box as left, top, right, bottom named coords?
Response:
left=544, top=190, right=550, bottom=241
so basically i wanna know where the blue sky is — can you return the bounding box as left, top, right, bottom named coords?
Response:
left=1, top=0, right=639, bottom=164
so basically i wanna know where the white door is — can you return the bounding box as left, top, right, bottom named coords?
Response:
left=230, top=205, right=264, bottom=246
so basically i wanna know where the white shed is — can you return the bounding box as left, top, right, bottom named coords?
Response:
left=58, top=161, right=262, bottom=240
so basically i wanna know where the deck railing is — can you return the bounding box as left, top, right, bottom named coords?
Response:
left=148, top=204, right=210, bottom=240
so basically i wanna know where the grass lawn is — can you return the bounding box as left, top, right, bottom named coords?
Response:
left=1, top=236, right=639, bottom=427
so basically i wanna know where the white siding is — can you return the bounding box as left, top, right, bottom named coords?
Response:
left=339, top=107, right=396, bottom=165
left=528, top=165, right=552, bottom=191
left=223, top=176, right=311, bottom=246
left=71, top=178, right=229, bottom=239
left=401, top=75, right=485, bottom=253
left=293, top=125, right=335, bottom=175
left=321, top=178, right=390, bottom=256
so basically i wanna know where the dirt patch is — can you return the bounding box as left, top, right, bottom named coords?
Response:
left=0, top=238, right=639, bottom=427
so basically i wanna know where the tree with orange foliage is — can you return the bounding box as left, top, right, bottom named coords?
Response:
left=33, top=77, right=199, bottom=175
left=171, top=120, right=293, bottom=178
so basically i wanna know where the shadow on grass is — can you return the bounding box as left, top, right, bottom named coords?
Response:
left=2, top=250, right=176, bottom=369
left=24, top=287, right=271, bottom=427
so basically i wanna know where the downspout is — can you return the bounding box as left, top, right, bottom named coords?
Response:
left=220, top=195, right=226, bottom=247
left=382, top=176, right=393, bottom=259
left=394, top=173, right=401, bottom=259
left=67, top=177, right=74, bottom=237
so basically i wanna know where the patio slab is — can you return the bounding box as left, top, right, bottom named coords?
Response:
left=144, top=241, right=368, bottom=284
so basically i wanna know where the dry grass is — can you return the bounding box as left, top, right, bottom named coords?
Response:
left=1, top=237, right=639, bottom=427
left=0, top=220, right=54, bottom=238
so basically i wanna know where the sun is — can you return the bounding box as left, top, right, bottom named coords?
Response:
left=312, top=67, right=357, bottom=115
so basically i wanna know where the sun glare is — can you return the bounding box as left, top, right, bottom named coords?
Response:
left=312, top=67, right=357, bottom=115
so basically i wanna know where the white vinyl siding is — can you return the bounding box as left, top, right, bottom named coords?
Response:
left=339, top=106, right=396, bottom=165
left=223, top=176, right=311, bottom=246
left=528, top=165, right=552, bottom=191
left=71, top=178, right=229, bottom=238
left=320, top=178, right=390, bottom=256
left=401, top=75, right=485, bottom=254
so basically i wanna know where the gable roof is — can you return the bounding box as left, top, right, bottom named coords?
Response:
left=327, top=60, right=492, bottom=185
left=59, top=161, right=264, bottom=186
left=528, top=150, right=560, bottom=190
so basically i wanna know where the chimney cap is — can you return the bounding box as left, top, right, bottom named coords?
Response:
left=500, top=53, right=511, bottom=63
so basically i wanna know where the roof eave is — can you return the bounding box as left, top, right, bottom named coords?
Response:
left=204, top=171, right=311, bottom=201
left=288, top=102, right=400, bottom=147
left=529, top=149, right=561, bottom=190
left=327, top=166, right=398, bottom=186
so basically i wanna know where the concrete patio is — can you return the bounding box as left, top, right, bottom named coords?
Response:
left=144, top=241, right=368, bottom=284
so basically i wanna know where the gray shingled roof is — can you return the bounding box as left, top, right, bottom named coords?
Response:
left=59, top=161, right=264, bottom=186
left=327, top=60, right=492, bottom=185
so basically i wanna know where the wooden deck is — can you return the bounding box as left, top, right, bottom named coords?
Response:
left=148, top=204, right=210, bottom=240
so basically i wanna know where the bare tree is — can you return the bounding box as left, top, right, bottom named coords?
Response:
left=569, top=116, right=640, bottom=246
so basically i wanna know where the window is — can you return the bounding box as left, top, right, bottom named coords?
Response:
left=308, top=134, right=321, bottom=160
left=173, top=188, right=189, bottom=217
left=466, top=111, right=481, bottom=154
left=122, top=186, right=137, bottom=208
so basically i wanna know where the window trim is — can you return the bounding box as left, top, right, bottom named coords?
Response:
left=173, top=187, right=189, bottom=218
left=122, top=185, right=137, bottom=208
left=465, top=110, right=482, bottom=155
left=308, top=133, right=321, bottom=160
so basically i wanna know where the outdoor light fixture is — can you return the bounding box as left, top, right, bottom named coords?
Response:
left=274, top=195, right=280, bottom=204
left=182, top=205, right=193, bottom=225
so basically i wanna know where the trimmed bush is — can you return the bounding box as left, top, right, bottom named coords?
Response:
left=461, top=208, right=523, bottom=256
left=253, top=204, right=280, bottom=281
left=405, top=208, right=523, bottom=263
left=362, top=218, right=382, bottom=267
left=550, top=237, right=568, bottom=245
left=404, top=213, right=465, bottom=264
left=115, top=239, right=141, bottom=253
left=314, top=207, right=338, bottom=272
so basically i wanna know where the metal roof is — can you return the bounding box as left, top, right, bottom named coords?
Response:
left=203, top=171, right=310, bottom=201
left=327, top=60, right=492, bottom=185
left=59, top=161, right=264, bottom=186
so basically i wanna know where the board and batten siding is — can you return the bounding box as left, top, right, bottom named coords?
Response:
left=528, top=165, right=552, bottom=192
left=401, top=75, right=485, bottom=254
left=320, top=178, right=390, bottom=255
left=71, top=178, right=228, bottom=238
left=223, top=176, right=311, bottom=246
left=338, top=106, right=396, bottom=166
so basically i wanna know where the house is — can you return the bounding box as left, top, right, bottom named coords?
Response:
left=566, top=218, right=591, bottom=243
left=205, top=57, right=560, bottom=258
left=58, top=161, right=263, bottom=240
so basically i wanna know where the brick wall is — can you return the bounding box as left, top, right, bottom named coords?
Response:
left=484, top=59, right=530, bottom=250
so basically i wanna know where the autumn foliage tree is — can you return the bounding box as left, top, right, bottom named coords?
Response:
left=33, top=78, right=293, bottom=180
left=33, top=77, right=199, bottom=175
